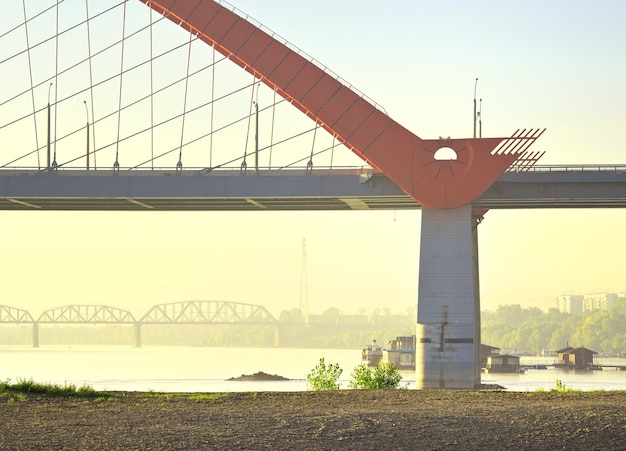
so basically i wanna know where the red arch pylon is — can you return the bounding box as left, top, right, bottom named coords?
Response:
left=141, top=0, right=543, bottom=208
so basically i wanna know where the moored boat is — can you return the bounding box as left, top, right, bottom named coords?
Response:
left=361, top=340, right=383, bottom=367
left=384, top=336, right=416, bottom=370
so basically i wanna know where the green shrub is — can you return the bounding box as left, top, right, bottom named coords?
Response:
left=307, top=358, right=343, bottom=391
left=551, top=379, right=577, bottom=392
left=349, top=362, right=402, bottom=389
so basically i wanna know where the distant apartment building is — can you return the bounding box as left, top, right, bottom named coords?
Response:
left=583, top=293, right=617, bottom=312
left=556, top=293, right=619, bottom=314
left=556, top=295, right=583, bottom=315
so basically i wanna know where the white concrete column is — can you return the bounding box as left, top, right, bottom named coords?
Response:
left=415, top=204, right=480, bottom=389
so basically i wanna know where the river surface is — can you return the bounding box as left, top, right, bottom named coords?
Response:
left=2, top=345, right=625, bottom=392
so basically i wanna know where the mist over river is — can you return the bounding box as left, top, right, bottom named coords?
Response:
left=2, top=345, right=625, bottom=392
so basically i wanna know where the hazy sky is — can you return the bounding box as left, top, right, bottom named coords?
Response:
left=1, top=0, right=625, bottom=319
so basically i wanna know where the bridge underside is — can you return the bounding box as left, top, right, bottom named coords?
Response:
left=0, top=169, right=625, bottom=211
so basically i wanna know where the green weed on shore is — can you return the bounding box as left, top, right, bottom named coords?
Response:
left=0, top=378, right=111, bottom=400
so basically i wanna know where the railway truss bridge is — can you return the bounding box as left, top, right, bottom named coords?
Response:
left=0, top=301, right=278, bottom=347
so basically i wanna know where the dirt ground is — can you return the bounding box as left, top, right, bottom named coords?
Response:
left=1, top=390, right=624, bottom=450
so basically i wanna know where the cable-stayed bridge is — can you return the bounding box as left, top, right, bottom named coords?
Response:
left=1, top=0, right=625, bottom=388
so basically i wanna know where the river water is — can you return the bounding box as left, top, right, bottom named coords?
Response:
left=2, top=345, right=625, bottom=392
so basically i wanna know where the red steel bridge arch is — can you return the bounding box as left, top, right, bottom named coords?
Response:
left=141, top=0, right=543, bottom=209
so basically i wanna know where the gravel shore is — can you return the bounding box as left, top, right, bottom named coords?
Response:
left=1, top=390, right=625, bottom=450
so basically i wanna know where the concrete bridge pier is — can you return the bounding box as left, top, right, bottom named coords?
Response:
left=273, top=326, right=280, bottom=347
left=134, top=323, right=142, bottom=348
left=415, top=204, right=481, bottom=389
left=32, top=321, right=39, bottom=348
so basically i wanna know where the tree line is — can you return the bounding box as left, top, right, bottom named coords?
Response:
left=4, top=301, right=624, bottom=354
left=481, top=301, right=626, bottom=356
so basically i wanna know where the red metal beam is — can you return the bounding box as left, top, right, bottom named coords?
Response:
left=139, top=0, right=543, bottom=208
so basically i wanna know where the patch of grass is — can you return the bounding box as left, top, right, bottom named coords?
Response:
left=187, top=393, right=230, bottom=402
left=550, top=379, right=580, bottom=392
left=143, top=390, right=170, bottom=399
left=0, top=378, right=110, bottom=399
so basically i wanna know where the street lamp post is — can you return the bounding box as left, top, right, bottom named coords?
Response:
left=253, top=99, right=259, bottom=172
left=478, top=98, right=483, bottom=138
left=473, top=78, right=478, bottom=139
left=83, top=101, right=90, bottom=170
left=47, top=83, right=53, bottom=170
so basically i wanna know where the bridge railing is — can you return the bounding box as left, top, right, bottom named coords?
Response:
left=2, top=164, right=625, bottom=177
left=509, top=164, right=626, bottom=173
left=0, top=166, right=375, bottom=177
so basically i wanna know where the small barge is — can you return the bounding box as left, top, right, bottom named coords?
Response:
left=361, top=340, right=383, bottom=367
left=383, top=336, right=416, bottom=370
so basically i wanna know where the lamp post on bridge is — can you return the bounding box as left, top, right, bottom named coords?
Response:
left=473, top=78, right=478, bottom=139
left=253, top=82, right=260, bottom=173
left=83, top=100, right=90, bottom=170
left=253, top=99, right=259, bottom=172
left=47, top=83, right=53, bottom=171
left=478, top=98, right=482, bottom=138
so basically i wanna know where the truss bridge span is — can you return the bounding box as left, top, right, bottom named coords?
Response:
left=0, top=301, right=278, bottom=347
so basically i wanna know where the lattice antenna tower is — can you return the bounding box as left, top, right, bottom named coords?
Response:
left=299, top=238, right=310, bottom=324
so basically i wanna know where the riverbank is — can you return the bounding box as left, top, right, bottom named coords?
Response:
left=1, top=390, right=624, bottom=449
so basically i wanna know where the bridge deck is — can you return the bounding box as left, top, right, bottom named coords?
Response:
left=0, top=166, right=625, bottom=210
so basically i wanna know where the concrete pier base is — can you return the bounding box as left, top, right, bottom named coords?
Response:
left=134, top=323, right=142, bottom=347
left=415, top=205, right=481, bottom=389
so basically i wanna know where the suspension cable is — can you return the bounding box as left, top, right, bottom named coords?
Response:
left=52, top=0, right=59, bottom=170
left=114, top=0, right=128, bottom=173
left=167, top=119, right=315, bottom=173
left=241, top=73, right=256, bottom=174
left=85, top=0, right=96, bottom=170
left=0, top=34, right=208, bottom=139
left=9, top=59, right=231, bottom=169
left=307, top=123, right=319, bottom=173
left=0, top=0, right=65, bottom=40
left=177, top=30, right=193, bottom=173
left=52, top=81, right=277, bottom=170
left=129, top=96, right=289, bottom=170
left=149, top=0, right=154, bottom=170
left=22, top=0, right=40, bottom=170
left=0, top=1, right=123, bottom=67
left=269, top=88, right=277, bottom=169
left=211, top=126, right=322, bottom=172
left=2, top=3, right=341, bottom=172
left=209, top=44, right=215, bottom=168
left=279, top=134, right=342, bottom=170
left=51, top=94, right=318, bottom=172
left=0, top=7, right=168, bottom=110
